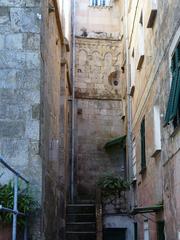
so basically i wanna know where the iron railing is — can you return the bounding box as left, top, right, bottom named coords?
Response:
left=0, top=157, right=29, bottom=240
left=96, top=188, right=103, bottom=240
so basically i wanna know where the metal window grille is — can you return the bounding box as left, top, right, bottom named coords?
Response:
left=90, top=0, right=109, bottom=6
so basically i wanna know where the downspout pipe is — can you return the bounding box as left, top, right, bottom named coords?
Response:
left=124, top=0, right=133, bottom=199
left=70, top=0, right=76, bottom=203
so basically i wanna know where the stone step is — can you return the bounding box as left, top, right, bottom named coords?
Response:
left=67, top=204, right=95, bottom=214
left=66, top=231, right=96, bottom=240
left=66, top=222, right=96, bottom=232
left=66, top=213, right=96, bottom=222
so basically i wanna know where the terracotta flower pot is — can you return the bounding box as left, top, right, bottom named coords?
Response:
left=0, top=224, right=11, bottom=240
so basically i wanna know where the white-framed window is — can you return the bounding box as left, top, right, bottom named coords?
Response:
left=137, top=11, right=145, bottom=70
left=144, top=220, right=150, bottom=240
left=130, top=48, right=136, bottom=96
left=89, top=0, right=111, bottom=7
left=146, top=0, right=157, bottom=28
left=151, top=105, right=161, bottom=157
left=132, top=138, right=137, bottom=181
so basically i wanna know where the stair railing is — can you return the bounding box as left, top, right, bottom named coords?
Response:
left=96, top=188, right=103, bottom=240
left=0, top=157, right=29, bottom=240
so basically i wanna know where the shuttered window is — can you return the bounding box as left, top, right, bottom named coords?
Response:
left=164, top=41, right=180, bottom=127
left=157, top=221, right=165, bottom=240
left=141, top=118, right=146, bottom=171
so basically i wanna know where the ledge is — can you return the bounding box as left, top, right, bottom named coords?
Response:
left=151, top=149, right=161, bottom=158
left=139, top=167, right=146, bottom=175
left=131, top=204, right=163, bottom=215
left=104, top=135, right=126, bottom=149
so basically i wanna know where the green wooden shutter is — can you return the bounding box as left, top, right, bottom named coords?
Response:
left=141, top=118, right=146, bottom=170
left=157, top=221, right=165, bottom=240
left=165, top=46, right=180, bottom=124
left=171, top=69, right=180, bottom=119
left=134, top=223, right=138, bottom=240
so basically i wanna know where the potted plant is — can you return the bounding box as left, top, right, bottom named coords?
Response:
left=0, top=180, right=37, bottom=239
left=97, top=173, right=130, bottom=212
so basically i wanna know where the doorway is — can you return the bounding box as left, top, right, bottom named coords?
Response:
left=103, top=228, right=126, bottom=240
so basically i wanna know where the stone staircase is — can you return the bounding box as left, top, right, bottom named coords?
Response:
left=66, top=203, right=96, bottom=240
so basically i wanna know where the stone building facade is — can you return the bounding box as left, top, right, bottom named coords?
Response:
left=126, top=0, right=180, bottom=239
left=0, top=0, right=42, bottom=238
left=74, top=0, right=126, bottom=200
left=0, top=0, right=180, bottom=240
left=0, top=0, right=71, bottom=239
left=41, top=0, right=72, bottom=239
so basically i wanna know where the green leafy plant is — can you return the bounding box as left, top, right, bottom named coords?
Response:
left=97, top=173, right=130, bottom=204
left=0, top=180, right=37, bottom=228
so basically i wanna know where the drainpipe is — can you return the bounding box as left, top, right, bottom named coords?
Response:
left=124, top=0, right=133, bottom=200
left=70, top=0, right=76, bottom=203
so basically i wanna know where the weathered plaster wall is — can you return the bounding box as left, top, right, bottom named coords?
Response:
left=75, top=38, right=125, bottom=99
left=128, top=0, right=180, bottom=239
left=41, top=0, right=71, bottom=239
left=75, top=0, right=123, bottom=38
left=74, top=37, right=126, bottom=200
left=0, top=0, right=42, bottom=239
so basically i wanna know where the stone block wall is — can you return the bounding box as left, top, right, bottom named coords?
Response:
left=41, top=0, right=71, bottom=239
left=0, top=0, right=41, bottom=239
left=74, top=37, right=126, bottom=200
left=75, top=99, right=125, bottom=199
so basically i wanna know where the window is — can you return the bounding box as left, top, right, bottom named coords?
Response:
left=89, top=0, right=111, bottom=7
left=137, top=11, right=145, bottom=70
left=157, top=221, right=165, bottom=240
left=132, top=138, right=137, bottom=180
left=151, top=105, right=161, bottom=157
left=130, top=48, right=136, bottom=96
left=164, top=41, right=180, bottom=128
left=134, top=223, right=138, bottom=240
left=144, top=221, right=150, bottom=240
left=146, top=0, right=157, bottom=28
left=140, top=118, right=146, bottom=172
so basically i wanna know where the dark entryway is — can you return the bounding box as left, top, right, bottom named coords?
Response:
left=103, top=228, right=126, bottom=240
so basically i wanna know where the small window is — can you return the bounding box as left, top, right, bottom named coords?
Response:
left=130, top=48, right=136, bottom=96
left=89, top=0, right=111, bottom=7
left=132, top=138, right=137, bottom=180
left=151, top=105, right=161, bottom=157
left=144, top=220, right=150, bottom=240
left=137, top=11, right=145, bottom=70
left=134, top=222, right=138, bottom=240
left=164, top=41, right=180, bottom=129
left=157, top=221, right=165, bottom=240
left=140, top=118, right=146, bottom=172
left=146, top=0, right=157, bottom=28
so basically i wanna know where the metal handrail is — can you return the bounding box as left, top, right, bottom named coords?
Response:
left=96, top=188, right=103, bottom=240
left=0, top=157, right=29, bottom=240
left=0, top=158, right=29, bottom=183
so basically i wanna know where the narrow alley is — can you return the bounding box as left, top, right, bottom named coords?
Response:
left=0, top=0, right=180, bottom=240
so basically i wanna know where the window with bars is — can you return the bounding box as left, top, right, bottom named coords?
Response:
left=89, top=0, right=111, bottom=7
left=140, top=118, right=146, bottom=172
left=165, top=41, right=180, bottom=128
